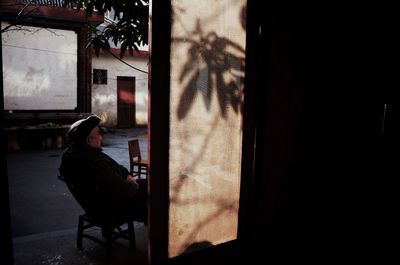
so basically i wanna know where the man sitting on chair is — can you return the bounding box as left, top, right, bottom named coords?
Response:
left=59, top=115, right=147, bottom=224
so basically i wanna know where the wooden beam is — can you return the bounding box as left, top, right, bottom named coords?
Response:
left=0, top=0, right=104, bottom=25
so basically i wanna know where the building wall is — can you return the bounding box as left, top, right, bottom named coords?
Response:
left=91, top=52, right=148, bottom=127
left=2, top=22, right=78, bottom=110
left=168, top=0, right=246, bottom=257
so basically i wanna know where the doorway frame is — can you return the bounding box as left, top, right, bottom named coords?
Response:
left=117, top=76, right=136, bottom=128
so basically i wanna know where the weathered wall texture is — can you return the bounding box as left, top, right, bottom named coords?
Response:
left=2, top=22, right=77, bottom=110
left=169, top=0, right=247, bottom=257
left=91, top=53, right=148, bottom=127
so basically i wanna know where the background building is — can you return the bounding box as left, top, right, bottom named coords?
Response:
left=91, top=14, right=149, bottom=128
left=1, top=1, right=149, bottom=129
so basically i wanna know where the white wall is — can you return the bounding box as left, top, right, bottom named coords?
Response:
left=91, top=53, right=148, bottom=127
left=1, top=22, right=77, bottom=110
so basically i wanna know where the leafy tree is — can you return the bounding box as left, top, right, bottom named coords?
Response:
left=64, top=0, right=149, bottom=58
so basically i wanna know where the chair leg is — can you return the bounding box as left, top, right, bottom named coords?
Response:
left=103, top=225, right=113, bottom=261
left=128, top=221, right=136, bottom=247
left=77, top=215, right=84, bottom=250
left=77, top=215, right=137, bottom=260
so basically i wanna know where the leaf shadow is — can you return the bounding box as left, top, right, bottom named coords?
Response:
left=175, top=20, right=245, bottom=120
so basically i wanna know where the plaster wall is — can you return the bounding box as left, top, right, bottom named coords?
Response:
left=168, top=0, right=246, bottom=257
left=1, top=22, right=77, bottom=110
left=91, top=53, right=148, bottom=127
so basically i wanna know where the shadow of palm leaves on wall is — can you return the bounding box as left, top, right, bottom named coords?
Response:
left=175, top=21, right=245, bottom=120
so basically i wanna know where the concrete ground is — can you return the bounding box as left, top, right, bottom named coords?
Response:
left=6, top=128, right=149, bottom=265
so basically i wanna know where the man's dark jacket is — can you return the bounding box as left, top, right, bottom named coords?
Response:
left=59, top=146, right=144, bottom=222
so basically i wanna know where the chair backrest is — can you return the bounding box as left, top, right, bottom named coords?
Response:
left=128, top=139, right=142, bottom=161
left=58, top=175, right=112, bottom=223
left=58, top=175, right=90, bottom=210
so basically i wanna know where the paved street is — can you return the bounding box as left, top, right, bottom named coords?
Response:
left=6, top=128, right=148, bottom=265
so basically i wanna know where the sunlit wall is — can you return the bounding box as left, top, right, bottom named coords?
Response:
left=169, top=0, right=247, bottom=257
left=92, top=53, right=148, bottom=127
left=1, top=22, right=77, bottom=110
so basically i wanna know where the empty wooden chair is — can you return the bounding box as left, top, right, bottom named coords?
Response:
left=128, top=139, right=148, bottom=178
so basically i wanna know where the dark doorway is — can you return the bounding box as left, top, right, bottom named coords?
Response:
left=117, top=76, right=136, bottom=128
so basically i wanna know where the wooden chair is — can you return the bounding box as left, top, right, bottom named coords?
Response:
left=76, top=213, right=136, bottom=260
left=58, top=175, right=145, bottom=260
left=128, top=139, right=148, bottom=178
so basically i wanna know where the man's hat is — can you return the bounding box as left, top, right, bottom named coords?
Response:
left=67, top=115, right=101, bottom=142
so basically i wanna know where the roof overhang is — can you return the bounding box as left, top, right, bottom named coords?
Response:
left=107, top=48, right=149, bottom=57
left=0, top=0, right=104, bottom=25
